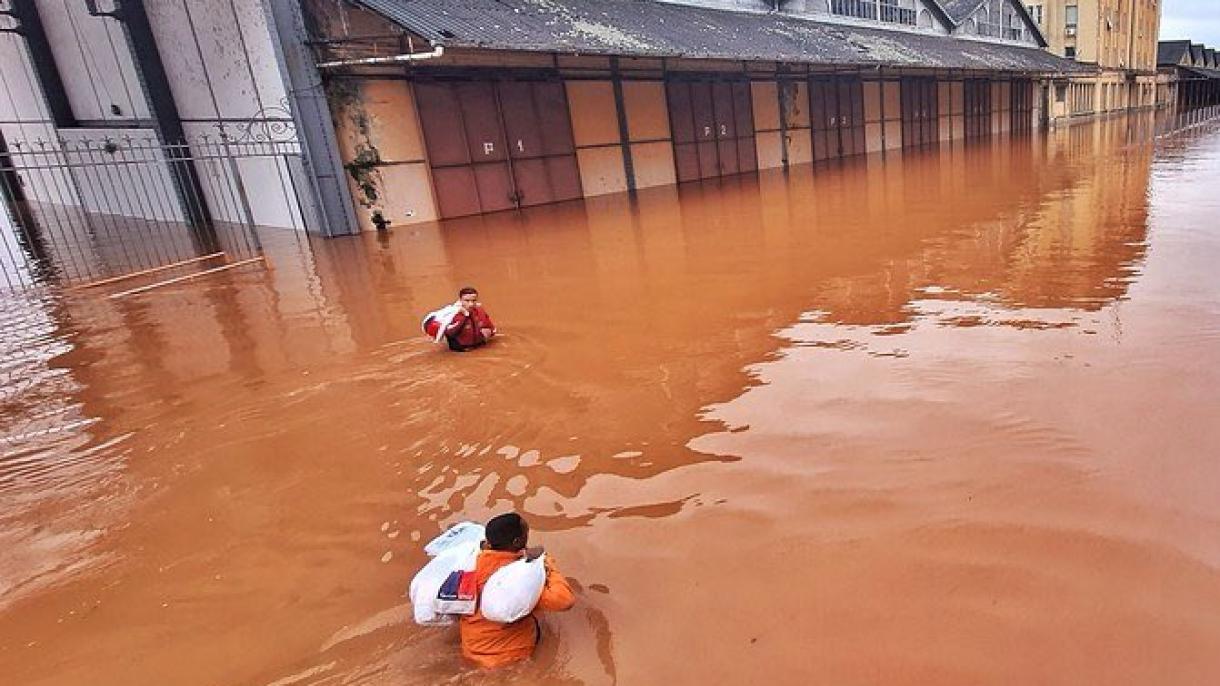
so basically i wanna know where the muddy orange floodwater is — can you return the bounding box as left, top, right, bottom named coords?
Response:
left=3, top=114, right=1220, bottom=686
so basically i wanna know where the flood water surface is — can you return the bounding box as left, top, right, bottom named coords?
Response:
left=3, top=116, right=1220, bottom=685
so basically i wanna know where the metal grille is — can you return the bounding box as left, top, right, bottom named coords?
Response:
left=0, top=132, right=310, bottom=292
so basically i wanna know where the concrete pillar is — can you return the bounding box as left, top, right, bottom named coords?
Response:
left=264, top=0, right=359, bottom=236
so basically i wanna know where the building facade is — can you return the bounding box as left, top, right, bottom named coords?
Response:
left=1158, top=40, right=1220, bottom=116
left=307, top=0, right=1085, bottom=229
left=1026, top=0, right=1163, bottom=121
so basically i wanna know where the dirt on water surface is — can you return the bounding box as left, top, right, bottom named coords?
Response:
left=2, top=113, right=1220, bottom=685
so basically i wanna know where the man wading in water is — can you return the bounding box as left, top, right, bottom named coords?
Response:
left=460, top=513, right=575, bottom=668
left=423, top=287, right=497, bottom=351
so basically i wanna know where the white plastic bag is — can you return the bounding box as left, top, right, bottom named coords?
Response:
left=409, top=541, right=479, bottom=626
left=480, top=554, right=547, bottom=624
left=424, top=521, right=486, bottom=557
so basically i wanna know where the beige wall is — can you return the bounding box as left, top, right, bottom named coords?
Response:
left=566, top=80, right=628, bottom=196
left=332, top=80, right=438, bottom=230
left=622, top=80, right=676, bottom=189
left=882, top=81, right=902, bottom=150
left=864, top=81, right=884, bottom=153
left=622, top=81, right=670, bottom=142
left=751, top=81, right=784, bottom=170
left=781, top=80, right=813, bottom=165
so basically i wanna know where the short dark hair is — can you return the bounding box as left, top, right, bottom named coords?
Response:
left=458, top=286, right=478, bottom=297
left=485, top=513, right=526, bottom=551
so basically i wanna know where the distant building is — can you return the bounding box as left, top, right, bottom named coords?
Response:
left=1158, top=40, right=1220, bottom=114
left=1024, top=0, right=1163, bottom=121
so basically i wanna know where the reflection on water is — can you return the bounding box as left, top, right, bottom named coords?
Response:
left=3, top=113, right=1220, bottom=685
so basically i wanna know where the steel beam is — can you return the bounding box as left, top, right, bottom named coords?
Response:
left=1, top=1, right=75, bottom=127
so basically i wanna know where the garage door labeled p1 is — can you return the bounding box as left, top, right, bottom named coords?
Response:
left=415, top=80, right=583, bottom=219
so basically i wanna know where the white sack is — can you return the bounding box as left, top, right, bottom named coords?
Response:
left=424, top=521, right=485, bottom=557
left=409, top=541, right=479, bottom=626
left=480, top=554, right=547, bottom=624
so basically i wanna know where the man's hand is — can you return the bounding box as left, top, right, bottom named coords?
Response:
left=523, top=546, right=545, bottom=562
left=480, top=327, right=494, bottom=339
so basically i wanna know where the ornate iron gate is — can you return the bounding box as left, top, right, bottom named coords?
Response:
left=0, top=130, right=311, bottom=293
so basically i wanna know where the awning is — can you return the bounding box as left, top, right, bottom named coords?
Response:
left=1179, top=66, right=1220, bottom=80
left=354, top=0, right=1087, bottom=75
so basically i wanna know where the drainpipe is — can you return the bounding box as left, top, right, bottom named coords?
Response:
left=316, top=45, right=444, bottom=69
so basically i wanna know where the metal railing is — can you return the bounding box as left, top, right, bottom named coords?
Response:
left=0, top=132, right=309, bottom=291
left=831, top=0, right=877, bottom=21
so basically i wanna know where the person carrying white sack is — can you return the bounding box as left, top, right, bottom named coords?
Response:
left=460, top=512, right=575, bottom=668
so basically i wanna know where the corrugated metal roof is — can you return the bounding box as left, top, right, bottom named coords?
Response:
left=354, top=0, right=1081, bottom=74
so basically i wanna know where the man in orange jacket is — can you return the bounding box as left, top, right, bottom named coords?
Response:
left=460, top=513, right=575, bottom=668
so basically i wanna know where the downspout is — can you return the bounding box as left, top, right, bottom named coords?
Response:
left=317, top=45, right=444, bottom=69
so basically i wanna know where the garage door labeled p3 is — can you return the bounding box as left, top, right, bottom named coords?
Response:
left=415, top=80, right=583, bottom=219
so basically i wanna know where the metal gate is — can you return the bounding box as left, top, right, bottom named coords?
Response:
left=1010, top=80, right=1035, bottom=134
left=666, top=78, right=757, bottom=183
left=0, top=131, right=312, bottom=293
left=901, top=77, right=940, bottom=147
left=964, top=79, right=993, bottom=139
left=414, top=79, right=584, bottom=219
left=810, top=76, right=866, bottom=160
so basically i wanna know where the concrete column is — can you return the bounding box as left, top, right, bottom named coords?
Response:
left=264, top=0, right=359, bottom=236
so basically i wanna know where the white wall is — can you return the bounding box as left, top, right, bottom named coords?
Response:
left=35, top=0, right=149, bottom=122
left=146, top=0, right=289, bottom=123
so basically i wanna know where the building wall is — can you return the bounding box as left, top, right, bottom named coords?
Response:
left=1031, top=0, right=1163, bottom=123
left=0, top=0, right=304, bottom=230
left=321, top=49, right=1048, bottom=228
left=330, top=80, right=437, bottom=230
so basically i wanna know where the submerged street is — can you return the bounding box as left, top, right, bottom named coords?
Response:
left=3, top=114, right=1220, bottom=684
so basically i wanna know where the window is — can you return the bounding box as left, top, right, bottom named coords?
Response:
left=1065, top=5, right=1078, bottom=28
left=1056, top=84, right=1066, bottom=103
left=1027, top=4, right=1043, bottom=25
left=1065, top=46, right=1076, bottom=58
left=879, top=0, right=916, bottom=25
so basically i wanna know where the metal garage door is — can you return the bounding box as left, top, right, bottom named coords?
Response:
left=415, top=80, right=582, bottom=219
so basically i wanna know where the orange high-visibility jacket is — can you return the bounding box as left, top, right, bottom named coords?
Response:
left=459, top=550, right=576, bottom=668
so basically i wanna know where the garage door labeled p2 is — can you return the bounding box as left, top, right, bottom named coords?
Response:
left=666, top=79, right=757, bottom=183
